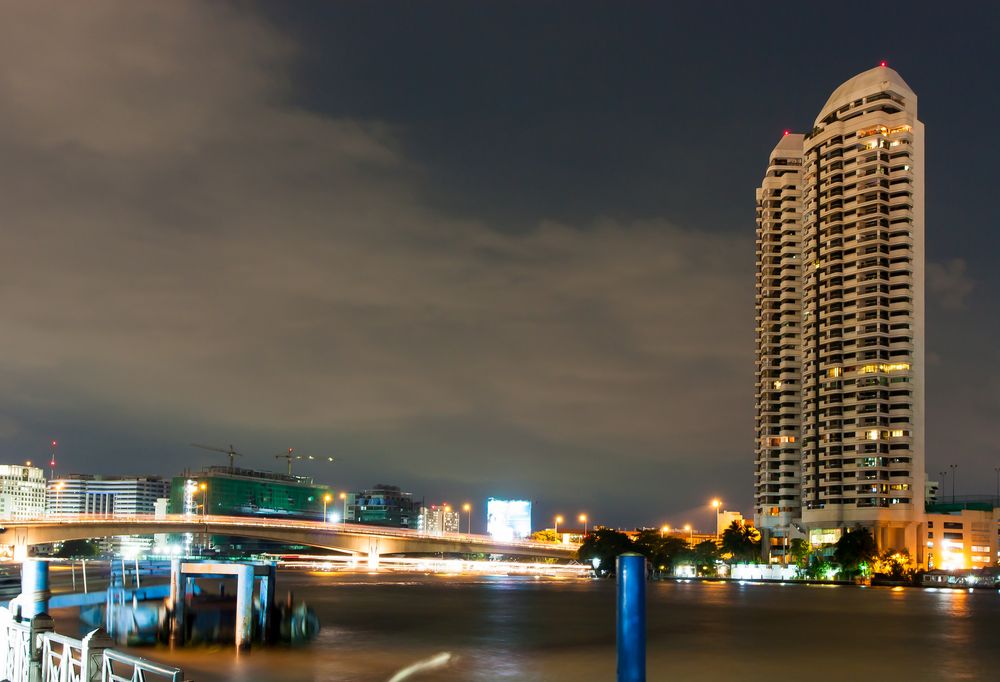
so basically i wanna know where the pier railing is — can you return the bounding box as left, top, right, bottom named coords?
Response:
left=0, top=605, right=185, bottom=682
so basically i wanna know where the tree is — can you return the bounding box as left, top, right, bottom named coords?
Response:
left=833, top=526, right=877, bottom=579
left=633, top=530, right=689, bottom=575
left=577, top=528, right=634, bottom=576
left=56, top=539, right=99, bottom=558
left=720, top=520, right=761, bottom=564
left=872, top=549, right=915, bottom=581
left=691, top=540, right=721, bottom=577
left=530, top=529, right=560, bottom=543
left=789, top=538, right=811, bottom=569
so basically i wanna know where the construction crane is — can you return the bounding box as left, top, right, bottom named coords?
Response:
left=275, top=448, right=334, bottom=476
left=190, top=443, right=244, bottom=471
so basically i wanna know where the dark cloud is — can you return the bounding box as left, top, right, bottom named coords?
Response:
left=0, top=1, right=750, bottom=528
left=2, top=1, right=998, bottom=528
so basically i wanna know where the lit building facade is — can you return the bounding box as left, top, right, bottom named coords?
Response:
left=417, top=504, right=460, bottom=535
left=923, top=506, right=999, bottom=570
left=47, top=475, right=169, bottom=515
left=755, top=65, right=925, bottom=560
left=0, top=464, right=46, bottom=519
left=168, top=466, right=330, bottom=520
left=346, top=484, right=418, bottom=528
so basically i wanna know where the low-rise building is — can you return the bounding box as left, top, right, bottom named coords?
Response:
left=347, top=484, right=419, bottom=528
left=0, top=464, right=46, bottom=519
left=48, top=475, right=170, bottom=515
left=923, top=503, right=1000, bottom=571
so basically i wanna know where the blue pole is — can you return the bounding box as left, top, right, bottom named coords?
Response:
left=616, top=553, right=646, bottom=682
left=20, top=559, right=50, bottom=619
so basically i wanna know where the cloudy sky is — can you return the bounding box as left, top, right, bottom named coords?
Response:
left=2, top=1, right=997, bottom=530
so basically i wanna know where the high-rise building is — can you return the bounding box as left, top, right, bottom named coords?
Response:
left=755, top=64, right=925, bottom=561
left=417, top=504, right=460, bottom=535
left=0, top=464, right=46, bottom=519
left=47, top=475, right=170, bottom=515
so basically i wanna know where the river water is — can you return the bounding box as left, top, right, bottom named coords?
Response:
left=92, top=570, right=1000, bottom=681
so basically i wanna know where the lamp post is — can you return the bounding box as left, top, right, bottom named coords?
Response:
left=683, top=524, right=693, bottom=547
left=200, top=483, right=208, bottom=518
left=54, top=481, right=65, bottom=516
left=995, top=467, right=999, bottom=506
left=340, top=492, right=348, bottom=522
left=463, top=503, right=472, bottom=534
left=660, top=525, right=670, bottom=538
left=579, top=513, right=588, bottom=536
left=711, top=499, right=722, bottom=538
left=554, top=515, right=563, bottom=535
left=949, top=464, right=958, bottom=503
left=323, top=493, right=333, bottom=523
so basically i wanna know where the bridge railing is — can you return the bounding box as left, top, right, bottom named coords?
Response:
left=2, top=514, right=580, bottom=553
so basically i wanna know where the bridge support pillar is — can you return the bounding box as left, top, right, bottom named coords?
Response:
left=234, top=564, right=254, bottom=652
left=19, top=559, right=50, bottom=619
left=169, top=559, right=185, bottom=645
left=13, top=544, right=28, bottom=562
left=367, top=538, right=380, bottom=571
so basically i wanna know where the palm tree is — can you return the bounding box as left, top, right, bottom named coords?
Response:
left=720, top=520, right=761, bottom=563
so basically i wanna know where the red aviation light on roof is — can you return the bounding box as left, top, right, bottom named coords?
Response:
left=783, top=130, right=790, bottom=136
left=880, top=60, right=888, bottom=67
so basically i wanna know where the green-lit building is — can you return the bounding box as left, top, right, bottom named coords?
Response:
left=169, top=466, right=330, bottom=521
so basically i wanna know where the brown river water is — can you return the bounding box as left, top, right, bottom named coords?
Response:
left=52, top=569, right=1000, bottom=681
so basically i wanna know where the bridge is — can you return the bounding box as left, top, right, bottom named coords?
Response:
left=0, top=514, right=579, bottom=567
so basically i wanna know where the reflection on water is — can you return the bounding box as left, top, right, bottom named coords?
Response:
left=102, top=571, right=1000, bottom=681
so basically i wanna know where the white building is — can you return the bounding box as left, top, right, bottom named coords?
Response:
left=417, top=505, right=460, bottom=535
left=0, top=464, right=46, bottom=519
left=755, top=64, right=925, bottom=561
left=47, top=475, right=170, bottom=515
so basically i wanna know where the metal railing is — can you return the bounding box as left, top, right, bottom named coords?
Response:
left=101, top=650, right=185, bottom=682
left=0, top=605, right=186, bottom=682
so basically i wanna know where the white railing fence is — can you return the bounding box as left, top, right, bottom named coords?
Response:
left=0, top=606, right=185, bottom=682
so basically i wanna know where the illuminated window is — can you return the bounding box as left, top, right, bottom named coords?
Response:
left=866, top=430, right=879, bottom=441
left=827, top=367, right=842, bottom=378
left=890, top=429, right=905, bottom=438
left=773, top=380, right=783, bottom=389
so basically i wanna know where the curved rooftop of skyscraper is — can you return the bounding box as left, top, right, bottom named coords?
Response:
left=814, top=64, right=916, bottom=126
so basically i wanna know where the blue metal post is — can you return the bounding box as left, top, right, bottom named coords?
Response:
left=20, top=559, right=50, bottom=619
left=616, top=553, right=646, bottom=682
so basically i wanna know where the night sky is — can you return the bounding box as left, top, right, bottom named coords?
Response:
left=2, top=1, right=997, bottom=531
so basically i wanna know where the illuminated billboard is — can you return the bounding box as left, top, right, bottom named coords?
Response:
left=487, top=498, right=531, bottom=541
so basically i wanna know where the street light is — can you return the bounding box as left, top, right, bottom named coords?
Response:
left=711, top=499, right=722, bottom=538
left=54, top=481, right=66, bottom=516
left=578, top=513, right=588, bottom=536
left=949, top=464, right=958, bottom=503
left=683, top=524, right=693, bottom=547
left=340, top=492, right=348, bottom=522
left=554, top=515, right=563, bottom=534
left=660, top=525, right=670, bottom=538
left=199, top=483, right=208, bottom=518
left=463, top=503, right=472, bottom=534
left=323, top=493, right=333, bottom=523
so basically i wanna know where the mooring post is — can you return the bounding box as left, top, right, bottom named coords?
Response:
left=616, top=553, right=646, bottom=682
left=19, top=559, right=50, bottom=620
left=27, top=612, right=54, bottom=682
left=234, top=564, right=255, bottom=652
left=169, top=559, right=185, bottom=645
left=260, top=563, right=277, bottom=643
